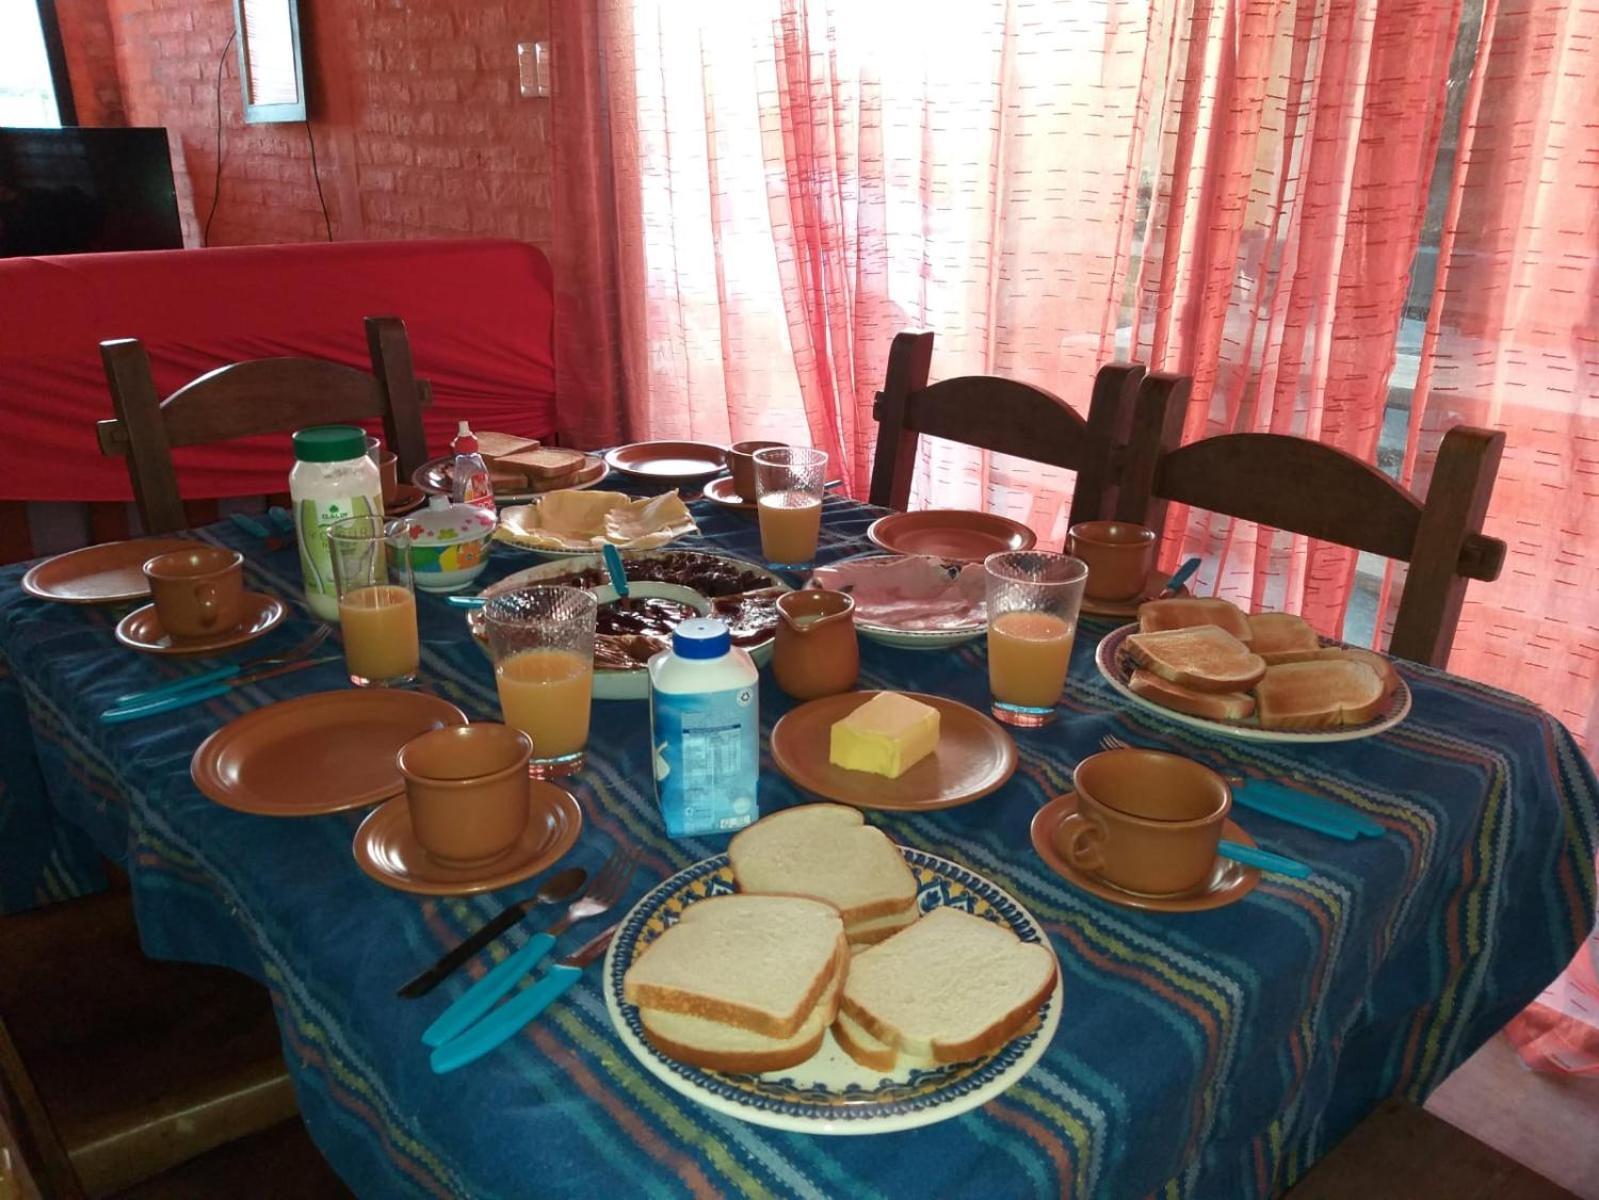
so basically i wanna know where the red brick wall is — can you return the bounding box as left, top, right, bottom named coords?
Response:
left=56, top=0, right=551, bottom=250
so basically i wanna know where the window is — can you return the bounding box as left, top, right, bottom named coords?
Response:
left=0, top=0, right=70, bottom=127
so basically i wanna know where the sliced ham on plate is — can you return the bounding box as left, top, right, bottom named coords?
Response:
left=810, top=555, right=986, bottom=631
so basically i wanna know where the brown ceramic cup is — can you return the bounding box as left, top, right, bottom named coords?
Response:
left=143, top=547, right=245, bottom=640
left=379, top=451, right=400, bottom=503
left=1060, top=748, right=1231, bottom=896
left=727, top=440, right=784, bottom=502
left=398, top=723, right=533, bottom=865
left=1067, top=521, right=1158, bottom=602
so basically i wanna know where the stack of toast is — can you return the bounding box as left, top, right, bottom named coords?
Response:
left=467, top=432, right=602, bottom=494
left=1125, top=597, right=1399, bottom=729
left=621, top=804, right=1057, bottom=1074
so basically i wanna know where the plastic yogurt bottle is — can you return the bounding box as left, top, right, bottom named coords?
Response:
left=647, top=617, right=760, bottom=838
left=290, top=425, right=384, bottom=622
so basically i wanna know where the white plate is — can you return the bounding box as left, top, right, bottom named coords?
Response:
left=809, top=553, right=986, bottom=651
left=603, top=848, right=1061, bottom=1135
left=469, top=551, right=788, bottom=700
left=1095, top=622, right=1412, bottom=743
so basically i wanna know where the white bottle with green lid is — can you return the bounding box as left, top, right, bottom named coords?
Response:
left=289, top=425, right=384, bottom=621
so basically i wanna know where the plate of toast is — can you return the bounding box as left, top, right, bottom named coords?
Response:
left=414, top=432, right=609, bottom=502
left=1095, top=597, right=1411, bottom=743
left=606, top=805, right=1061, bottom=1134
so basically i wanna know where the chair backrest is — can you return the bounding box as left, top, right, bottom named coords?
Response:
left=96, top=316, right=429, bottom=534
left=1115, top=376, right=1506, bottom=666
left=867, top=331, right=1149, bottom=524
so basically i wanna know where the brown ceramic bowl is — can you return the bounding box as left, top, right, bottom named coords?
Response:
left=727, top=440, right=784, bottom=502
left=1067, top=521, right=1158, bottom=602
left=1062, top=748, right=1231, bottom=896
left=143, top=547, right=244, bottom=640
left=379, top=451, right=400, bottom=503
left=397, top=723, right=533, bottom=865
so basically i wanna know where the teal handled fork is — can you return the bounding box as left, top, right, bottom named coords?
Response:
left=422, top=844, right=639, bottom=1050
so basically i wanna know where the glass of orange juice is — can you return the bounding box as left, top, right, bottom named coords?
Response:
left=482, top=586, right=597, bottom=778
left=328, top=515, right=419, bottom=687
left=983, top=551, right=1088, bottom=727
left=753, top=446, right=828, bottom=570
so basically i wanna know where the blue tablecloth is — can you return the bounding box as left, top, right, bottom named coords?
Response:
left=1, top=491, right=1594, bottom=1200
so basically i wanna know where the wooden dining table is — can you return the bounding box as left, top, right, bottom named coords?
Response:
left=0, top=484, right=1594, bottom=1199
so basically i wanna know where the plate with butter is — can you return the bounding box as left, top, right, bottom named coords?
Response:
left=769, top=691, right=1017, bottom=812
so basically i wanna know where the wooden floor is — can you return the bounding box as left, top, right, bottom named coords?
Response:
left=1426, top=1033, right=1599, bottom=1200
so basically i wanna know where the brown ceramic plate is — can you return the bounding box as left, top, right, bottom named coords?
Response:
left=1030, top=793, right=1259, bottom=912
left=700, top=476, right=756, bottom=511
left=604, top=441, right=727, bottom=482
left=352, top=784, right=583, bottom=895
left=191, top=690, right=469, bottom=817
left=769, top=691, right=1017, bottom=812
left=1079, top=568, right=1190, bottom=618
left=866, top=510, right=1036, bottom=562
left=385, top=483, right=429, bottom=517
left=413, top=454, right=609, bottom=502
left=20, top=537, right=198, bottom=605
left=116, top=592, right=287, bottom=656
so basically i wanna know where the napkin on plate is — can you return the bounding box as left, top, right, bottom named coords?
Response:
left=495, top=490, right=699, bottom=551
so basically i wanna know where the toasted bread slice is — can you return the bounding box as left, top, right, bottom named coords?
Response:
left=729, top=804, right=917, bottom=923
left=1304, top=646, right=1399, bottom=694
left=530, top=456, right=605, bottom=492
left=487, top=464, right=529, bottom=492
left=1129, top=668, right=1255, bottom=721
left=476, top=431, right=541, bottom=460
left=840, top=907, right=1056, bottom=1064
left=640, top=948, right=845, bottom=1073
left=498, top=446, right=587, bottom=480
left=1125, top=625, right=1267, bottom=693
left=1255, top=659, right=1388, bottom=729
left=846, top=905, right=920, bottom=946
left=623, top=894, right=845, bottom=1039
left=1138, top=597, right=1253, bottom=643
left=1248, top=612, right=1321, bottom=663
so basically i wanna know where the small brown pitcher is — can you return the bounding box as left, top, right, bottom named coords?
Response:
left=773, top=589, right=859, bottom=700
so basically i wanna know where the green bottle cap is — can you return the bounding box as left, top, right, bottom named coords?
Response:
left=292, top=426, right=368, bottom=463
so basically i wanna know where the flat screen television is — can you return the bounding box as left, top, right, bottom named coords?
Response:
left=0, top=127, right=183, bottom=258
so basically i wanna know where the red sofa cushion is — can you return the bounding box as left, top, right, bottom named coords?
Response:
left=0, top=238, right=555, bottom=502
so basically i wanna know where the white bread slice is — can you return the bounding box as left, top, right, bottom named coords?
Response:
left=1129, top=668, right=1255, bottom=721
left=1255, top=659, right=1388, bottom=729
left=1138, top=597, right=1253, bottom=643
left=845, top=905, right=919, bottom=946
left=729, top=804, right=917, bottom=923
left=1125, top=625, right=1267, bottom=693
left=623, top=895, right=845, bottom=1039
left=1248, top=612, right=1321, bottom=663
left=1304, top=646, right=1399, bottom=694
left=640, top=949, right=845, bottom=1073
left=476, top=431, right=540, bottom=460
left=832, top=1008, right=936, bottom=1072
left=499, top=446, right=587, bottom=480
left=840, top=907, right=1057, bottom=1063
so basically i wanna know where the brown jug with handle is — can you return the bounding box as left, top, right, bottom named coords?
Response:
left=773, top=590, right=859, bottom=700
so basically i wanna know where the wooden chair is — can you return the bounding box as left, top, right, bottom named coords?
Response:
left=1115, top=372, right=1506, bottom=667
left=868, top=331, right=1154, bottom=524
left=96, top=316, right=429, bottom=535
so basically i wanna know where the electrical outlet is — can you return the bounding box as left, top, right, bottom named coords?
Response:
left=517, top=41, right=550, bottom=98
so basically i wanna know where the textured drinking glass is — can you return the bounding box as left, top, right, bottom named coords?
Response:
left=328, top=515, right=419, bottom=687
left=983, top=551, right=1088, bottom=727
left=754, top=446, right=828, bottom=570
left=483, top=586, right=597, bottom=778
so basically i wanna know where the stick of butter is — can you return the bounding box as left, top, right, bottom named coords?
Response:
left=829, top=693, right=940, bottom=779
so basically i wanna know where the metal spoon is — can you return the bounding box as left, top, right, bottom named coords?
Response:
left=396, top=866, right=588, bottom=999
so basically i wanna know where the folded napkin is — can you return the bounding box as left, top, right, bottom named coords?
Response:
left=495, top=490, right=699, bottom=551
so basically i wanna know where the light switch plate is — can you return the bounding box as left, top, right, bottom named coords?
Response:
left=517, top=41, right=550, bottom=98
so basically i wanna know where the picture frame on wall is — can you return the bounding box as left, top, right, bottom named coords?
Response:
left=233, top=0, right=306, bottom=124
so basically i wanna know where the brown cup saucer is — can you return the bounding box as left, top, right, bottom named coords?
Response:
left=1030, top=792, right=1259, bottom=912
left=115, top=592, right=287, bottom=656
left=1078, top=570, right=1190, bottom=619
left=353, top=783, right=583, bottom=895
left=385, top=483, right=428, bottom=517
left=700, top=476, right=756, bottom=512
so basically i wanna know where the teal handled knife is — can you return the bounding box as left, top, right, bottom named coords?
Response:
left=1218, top=840, right=1312, bottom=879
left=99, top=656, right=339, bottom=722
left=430, top=923, right=619, bottom=1074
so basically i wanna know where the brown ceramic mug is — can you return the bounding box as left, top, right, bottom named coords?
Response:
left=398, top=723, right=533, bottom=865
left=1060, top=749, right=1230, bottom=896
left=143, top=547, right=244, bottom=640
left=379, top=451, right=400, bottom=503
left=1067, top=521, right=1158, bottom=602
left=727, top=440, right=784, bottom=502
left=774, top=589, right=859, bottom=700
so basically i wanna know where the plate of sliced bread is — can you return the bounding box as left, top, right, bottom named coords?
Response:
left=606, top=804, right=1061, bottom=1134
left=414, top=432, right=609, bottom=503
left=1095, top=597, right=1411, bottom=743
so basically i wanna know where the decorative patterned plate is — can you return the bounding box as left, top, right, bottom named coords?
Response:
left=603, top=849, right=1062, bottom=1135
left=1095, top=622, right=1412, bottom=744
left=808, top=553, right=985, bottom=650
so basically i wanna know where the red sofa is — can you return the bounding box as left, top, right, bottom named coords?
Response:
left=0, top=238, right=556, bottom=515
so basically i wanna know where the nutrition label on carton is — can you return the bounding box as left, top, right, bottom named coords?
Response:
left=651, top=685, right=758, bottom=837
